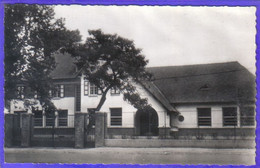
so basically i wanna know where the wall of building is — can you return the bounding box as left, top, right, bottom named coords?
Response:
left=9, top=97, right=75, bottom=127
left=80, top=76, right=170, bottom=128
left=52, top=97, right=75, bottom=127
left=171, top=104, right=255, bottom=129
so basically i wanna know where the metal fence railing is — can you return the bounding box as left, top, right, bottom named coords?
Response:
left=33, top=114, right=75, bottom=128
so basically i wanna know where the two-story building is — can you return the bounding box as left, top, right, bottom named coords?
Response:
left=9, top=53, right=256, bottom=139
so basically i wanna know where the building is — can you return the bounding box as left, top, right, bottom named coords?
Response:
left=9, top=53, right=256, bottom=139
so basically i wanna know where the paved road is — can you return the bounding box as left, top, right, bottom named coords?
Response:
left=4, top=147, right=256, bottom=165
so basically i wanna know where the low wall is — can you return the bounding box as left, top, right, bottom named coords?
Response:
left=105, top=128, right=255, bottom=139
left=106, top=128, right=135, bottom=138
left=177, top=128, right=255, bottom=137
left=105, top=139, right=255, bottom=149
left=34, top=128, right=75, bottom=135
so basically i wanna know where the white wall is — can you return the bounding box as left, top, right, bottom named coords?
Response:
left=80, top=76, right=170, bottom=128
left=9, top=97, right=75, bottom=127
left=10, top=99, right=42, bottom=113
left=172, top=104, right=241, bottom=128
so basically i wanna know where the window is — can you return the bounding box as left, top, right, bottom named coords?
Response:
left=223, top=107, right=237, bottom=126
left=60, top=85, right=64, bottom=97
left=111, top=87, right=120, bottom=95
left=45, top=112, right=55, bottom=127
left=84, top=81, right=89, bottom=95
left=89, top=83, right=98, bottom=95
left=110, top=108, right=122, bottom=126
left=198, top=108, right=211, bottom=126
left=17, top=86, right=25, bottom=99
left=58, top=110, right=68, bottom=127
left=54, top=85, right=64, bottom=98
left=33, top=110, right=43, bottom=127
left=240, top=106, right=255, bottom=126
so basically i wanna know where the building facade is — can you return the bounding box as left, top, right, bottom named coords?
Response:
left=8, top=54, right=256, bottom=139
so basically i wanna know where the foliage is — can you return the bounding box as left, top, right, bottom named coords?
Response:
left=65, top=29, right=152, bottom=112
left=4, top=4, right=81, bottom=113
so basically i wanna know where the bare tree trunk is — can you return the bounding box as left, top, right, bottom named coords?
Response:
left=96, top=93, right=107, bottom=111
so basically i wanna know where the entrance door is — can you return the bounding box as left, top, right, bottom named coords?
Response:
left=135, top=107, right=159, bottom=136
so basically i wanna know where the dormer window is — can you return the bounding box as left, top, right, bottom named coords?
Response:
left=53, top=85, right=64, bottom=98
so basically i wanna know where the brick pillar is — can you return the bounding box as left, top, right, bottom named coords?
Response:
left=21, top=113, right=33, bottom=147
left=95, top=112, right=107, bottom=147
left=75, top=113, right=85, bottom=148
left=4, top=114, right=14, bottom=147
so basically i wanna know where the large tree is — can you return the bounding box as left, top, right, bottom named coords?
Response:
left=4, top=4, right=81, bottom=113
left=65, top=29, right=152, bottom=130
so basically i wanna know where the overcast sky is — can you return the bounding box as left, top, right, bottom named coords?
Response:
left=55, top=6, right=256, bottom=73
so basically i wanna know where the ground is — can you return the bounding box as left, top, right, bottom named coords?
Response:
left=4, top=147, right=255, bottom=165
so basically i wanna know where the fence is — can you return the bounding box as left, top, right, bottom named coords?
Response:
left=4, top=113, right=99, bottom=148
left=4, top=112, right=255, bottom=148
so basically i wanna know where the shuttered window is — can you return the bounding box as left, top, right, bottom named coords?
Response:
left=240, top=106, right=255, bottom=126
left=84, top=81, right=89, bottom=95
left=60, top=85, right=64, bottom=97
left=53, top=85, right=64, bottom=98
left=198, top=108, right=211, bottom=126
left=110, top=108, right=122, bottom=126
left=45, top=112, right=55, bottom=127
left=223, top=107, right=237, bottom=126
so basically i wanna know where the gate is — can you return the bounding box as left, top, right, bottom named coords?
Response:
left=32, top=114, right=75, bottom=147
left=84, top=113, right=95, bottom=148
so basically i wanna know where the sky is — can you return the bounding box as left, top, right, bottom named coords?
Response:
left=55, top=6, right=256, bottom=73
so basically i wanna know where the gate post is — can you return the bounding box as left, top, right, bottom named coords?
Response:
left=75, top=113, right=85, bottom=148
left=21, top=113, right=33, bottom=147
left=4, top=114, right=14, bottom=147
left=95, top=112, right=107, bottom=147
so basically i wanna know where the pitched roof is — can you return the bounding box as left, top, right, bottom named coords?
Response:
left=141, top=81, right=178, bottom=114
left=50, top=54, right=255, bottom=106
left=50, top=53, right=78, bottom=79
left=146, top=62, right=255, bottom=104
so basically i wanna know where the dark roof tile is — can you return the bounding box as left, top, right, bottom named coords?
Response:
left=50, top=53, right=78, bottom=79
left=146, top=62, right=255, bottom=104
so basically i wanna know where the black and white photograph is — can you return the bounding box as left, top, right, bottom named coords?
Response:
left=3, top=5, right=257, bottom=165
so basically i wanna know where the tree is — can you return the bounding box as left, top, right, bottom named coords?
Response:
left=65, top=29, right=152, bottom=130
left=4, top=4, right=81, bottom=113
left=4, top=4, right=81, bottom=145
